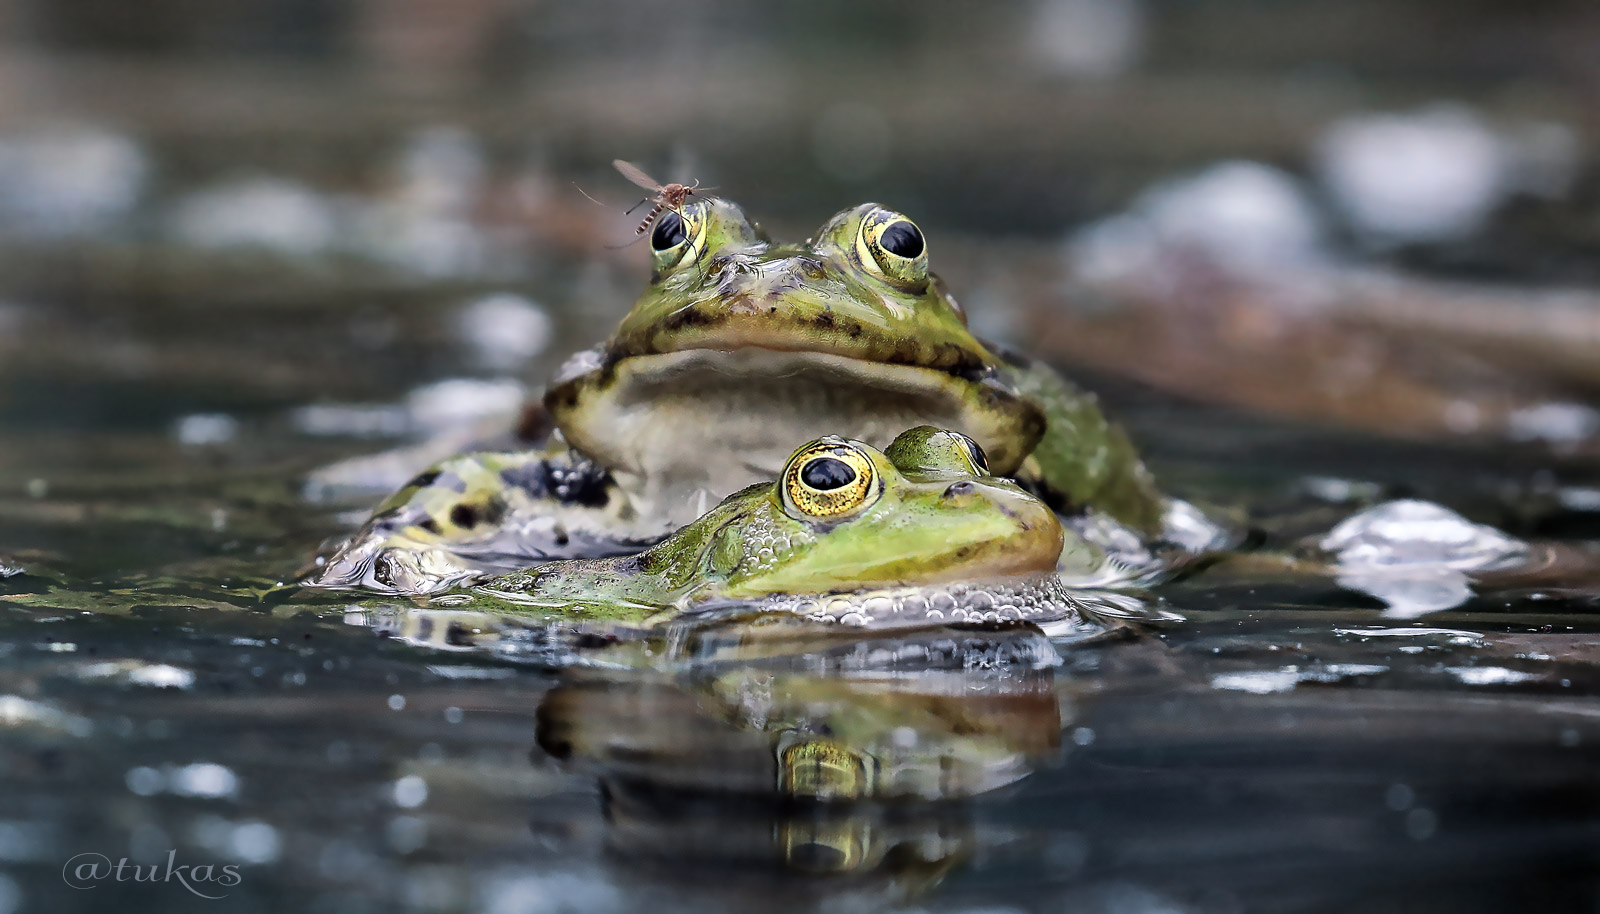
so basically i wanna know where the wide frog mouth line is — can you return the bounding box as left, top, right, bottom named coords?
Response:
left=603, top=325, right=996, bottom=384
left=600, top=289, right=998, bottom=382
left=547, top=348, right=1045, bottom=487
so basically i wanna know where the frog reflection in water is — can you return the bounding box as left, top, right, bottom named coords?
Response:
left=533, top=626, right=1065, bottom=898
left=453, top=427, right=1105, bottom=629
left=311, top=197, right=1227, bottom=593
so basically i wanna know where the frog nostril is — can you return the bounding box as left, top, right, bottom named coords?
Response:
left=798, top=258, right=827, bottom=279
left=943, top=481, right=975, bottom=499
left=710, top=255, right=758, bottom=292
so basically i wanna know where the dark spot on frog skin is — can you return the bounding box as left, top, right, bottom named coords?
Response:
left=414, top=472, right=468, bottom=494
left=405, top=469, right=441, bottom=490
left=661, top=306, right=716, bottom=332
left=952, top=350, right=992, bottom=380
left=812, top=311, right=836, bottom=330
left=550, top=387, right=580, bottom=410
left=500, top=458, right=613, bottom=509
left=417, top=519, right=441, bottom=535
left=449, top=500, right=505, bottom=530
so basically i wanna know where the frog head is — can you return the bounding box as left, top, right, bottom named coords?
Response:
left=472, top=427, right=1074, bottom=626
left=545, top=200, right=1045, bottom=510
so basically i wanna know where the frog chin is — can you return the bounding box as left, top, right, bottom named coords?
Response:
left=550, top=348, right=1040, bottom=521
left=743, top=573, right=1090, bottom=630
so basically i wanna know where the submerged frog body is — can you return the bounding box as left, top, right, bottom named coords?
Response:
left=457, top=428, right=1092, bottom=629
left=312, top=197, right=1227, bottom=593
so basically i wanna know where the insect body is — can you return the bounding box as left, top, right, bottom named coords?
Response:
left=613, top=159, right=703, bottom=236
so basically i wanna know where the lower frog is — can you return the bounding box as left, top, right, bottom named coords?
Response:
left=418, top=427, right=1113, bottom=633
left=309, top=196, right=1231, bottom=593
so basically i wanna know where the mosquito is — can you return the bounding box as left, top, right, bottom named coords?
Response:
left=611, top=159, right=705, bottom=236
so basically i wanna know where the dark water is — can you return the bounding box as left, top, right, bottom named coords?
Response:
left=6, top=1, right=1600, bottom=911
left=4, top=268, right=1600, bottom=914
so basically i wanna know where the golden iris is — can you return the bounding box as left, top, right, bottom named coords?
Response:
left=854, top=207, right=928, bottom=287
left=782, top=442, right=877, bottom=518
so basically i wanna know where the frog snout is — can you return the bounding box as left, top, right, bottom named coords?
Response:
left=988, top=485, right=1055, bottom=528
left=707, top=257, right=821, bottom=311
left=961, top=482, right=1065, bottom=570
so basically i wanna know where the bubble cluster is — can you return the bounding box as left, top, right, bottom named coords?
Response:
left=765, top=576, right=1083, bottom=627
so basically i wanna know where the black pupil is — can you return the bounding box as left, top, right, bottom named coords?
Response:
left=966, top=440, right=989, bottom=473
left=879, top=221, right=923, bottom=258
left=801, top=457, right=857, bottom=491
left=651, top=210, right=687, bottom=250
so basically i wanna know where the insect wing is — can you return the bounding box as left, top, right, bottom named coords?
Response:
left=613, top=159, right=663, bottom=192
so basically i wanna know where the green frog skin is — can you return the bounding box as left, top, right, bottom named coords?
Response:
left=310, top=198, right=1224, bottom=593
left=456, top=428, right=1087, bottom=628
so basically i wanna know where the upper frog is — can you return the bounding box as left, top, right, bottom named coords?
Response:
left=461, top=427, right=1085, bottom=628
left=541, top=198, right=1155, bottom=528
left=310, top=197, right=1218, bottom=594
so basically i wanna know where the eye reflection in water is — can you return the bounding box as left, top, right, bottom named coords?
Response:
left=528, top=624, right=1073, bottom=896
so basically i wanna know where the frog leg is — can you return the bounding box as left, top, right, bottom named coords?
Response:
left=998, top=350, right=1237, bottom=572
left=304, top=443, right=667, bottom=594
left=302, top=397, right=556, bottom=499
left=997, top=350, right=1167, bottom=534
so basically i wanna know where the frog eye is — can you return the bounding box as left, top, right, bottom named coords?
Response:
left=855, top=208, right=928, bottom=287
left=650, top=203, right=709, bottom=276
left=960, top=435, right=990, bottom=474
left=650, top=210, right=686, bottom=251
left=883, top=426, right=991, bottom=478
left=934, top=435, right=985, bottom=477
left=782, top=440, right=879, bottom=519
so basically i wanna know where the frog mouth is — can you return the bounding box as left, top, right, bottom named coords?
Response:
left=604, top=295, right=998, bottom=380
left=546, top=347, right=1045, bottom=486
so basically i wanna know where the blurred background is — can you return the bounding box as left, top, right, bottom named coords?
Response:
left=4, top=0, right=1600, bottom=535
left=6, top=7, right=1600, bottom=914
